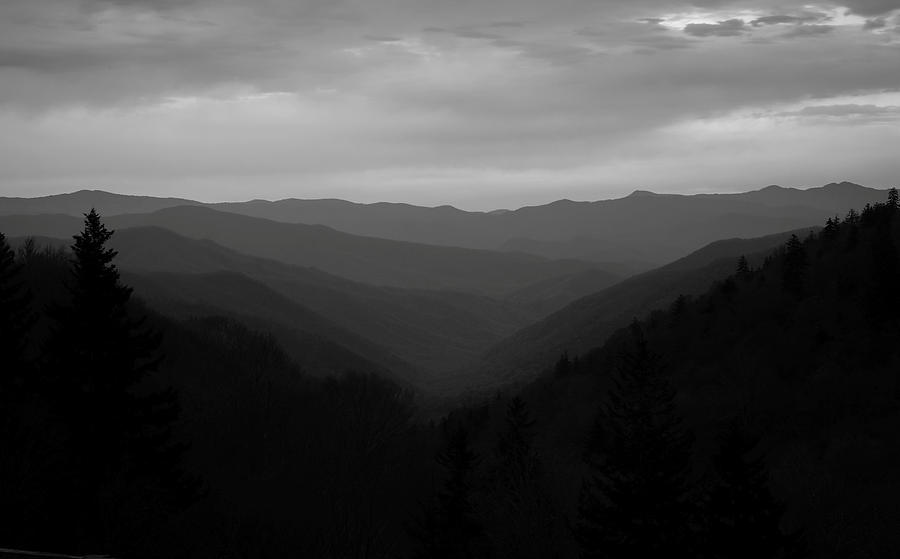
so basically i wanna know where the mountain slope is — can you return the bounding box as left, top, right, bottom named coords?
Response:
left=108, top=227, right=534, bottom=387
left=123, top=269, right=416, bottom=383
left=507, top=195, right=900, bottom=558
left=7, top=226, right=540, bottom=391
left=479, top=227, right=818, bottom=385
left=0, top=207, right=597, bottom=296
left=504, top=268, right=622, bottom=316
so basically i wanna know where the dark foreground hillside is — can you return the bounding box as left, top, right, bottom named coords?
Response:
left=0, top=230, right=438, bottom=558
left=1, top=191, right=898, bottom=558
left=461, top=191, right=900, bottom=558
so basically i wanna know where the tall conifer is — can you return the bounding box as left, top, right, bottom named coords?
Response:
left=576, top=323, right=696, bottom=559
left=782, top=235, right=807, bottom=297
left=703, top=418, right=793, bottom=559
left=413, top=425, right=485, bottom=559
left=43, top=209, right=192, bottom=553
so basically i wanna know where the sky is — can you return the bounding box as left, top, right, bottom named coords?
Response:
left=1, top=0, right=899, bottom=209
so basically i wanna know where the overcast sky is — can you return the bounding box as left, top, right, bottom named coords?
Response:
left=1, top=0, right=899, bottom=209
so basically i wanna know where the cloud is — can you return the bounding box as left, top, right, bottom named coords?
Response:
left=452, top=28, right=505, bottom=40
left=365, top=35, right=403, bottom=43
left=77, top=0, right=202, bottom=13
left=751, top=13, right=828, bottom=26
left=631, top=34, right=696, bottom=51
left=780, top=24, right=837, bottom=38
left=683, top=19, right=748, bottom=37
left=863, top=16, right=888, bottom=29
left=841, top=0, right=900, bottom=17
left=776, top=103, right=900, bottom=119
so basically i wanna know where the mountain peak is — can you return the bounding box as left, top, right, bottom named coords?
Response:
left=626, top=189, right=657, bottom=198
left=821, top=181, right=864, bottom=191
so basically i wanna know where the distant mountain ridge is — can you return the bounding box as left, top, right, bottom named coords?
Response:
left=0, top=189, right=203, bottom=216
left=0, top=182, right=887, bottom=265
left=0, top=207, right=599, bottom=296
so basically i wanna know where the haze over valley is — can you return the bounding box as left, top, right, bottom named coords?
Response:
left=2, top=181, right=888, bottom=393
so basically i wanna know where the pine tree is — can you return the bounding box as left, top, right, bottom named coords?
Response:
left=45, top=210, right=162, bottom=469
left=554, top=353, right=573, bottom=377
left=413, top=425, right=485, bottom=559
left=670, top=294, right=689, bottom=327
left=42, top=209, right=193, bottom=551
left=576, top=323, right=696, bottom=559
left=782, top=235, right=807, bottom=298
left=865, top=224, right=900, bottom=330
left=703, top=418, right=793, bottom=559
left=822, top=217, right=840, bottom=241
left=488, top=397, right=564, bottom=559
left=888, top=187, right=899, bottom=210
left=736, top=255, right=750, bottom=277
left=496, top=397, right=536, bottom=478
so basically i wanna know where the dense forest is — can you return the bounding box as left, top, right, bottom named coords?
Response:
left=1, top=189, right=898, bottom=558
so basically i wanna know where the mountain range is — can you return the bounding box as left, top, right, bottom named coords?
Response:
left=1, top=181, right=890, bottom=394
left=1, top=181, right=886, bottom=265
left=0, top=207, right=601, bottom=296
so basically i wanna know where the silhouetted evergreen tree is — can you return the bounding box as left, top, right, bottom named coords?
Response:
left=554, top=352, right=573, bottom=377
left=413, top=425, right=485, bottom=559
left=670, top=294, right=689, bottom=327
left=864, top=194, right=900, bottom=331
left=822, top=217, right=840, bottom=241
left=736, top=255, right=750, bottom=277
left=720, top=277, right=737, bottom=301
left=889, top=187, right=899, bottom=210
left=702, top=417, right=794, bottom=559
left=576, top=323, right=696, bottom=559
left=496, top=397, right=536, bottom=475
left=487, top=397, right=565, bottom=559
left=782, top=235, right=806, bottom=297
left=42, top=209, right=192, bottom=554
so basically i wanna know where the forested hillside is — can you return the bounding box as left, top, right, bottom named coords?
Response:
left=1, top=190, right=898, bottom=558
left=10, top=226, right=552, bottom=390
left=453, top=190, right=900, bottom=558
left=0, top=219, right=435, bottom=558
left=480, top=227, right=816, bottom=385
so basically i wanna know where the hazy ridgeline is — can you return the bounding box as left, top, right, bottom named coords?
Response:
left=1, top=185, right=899, bottom=558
